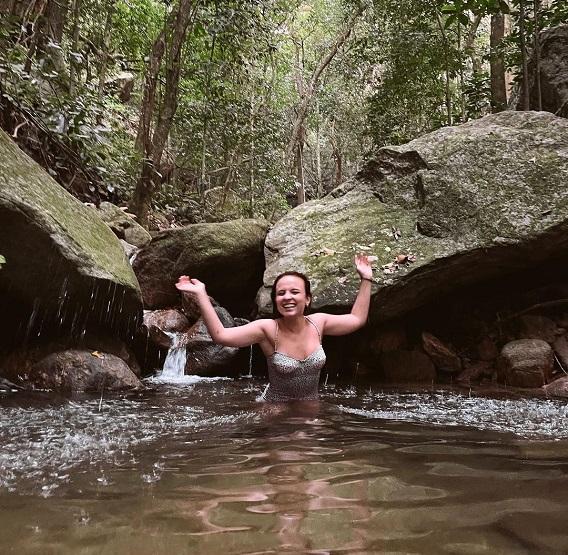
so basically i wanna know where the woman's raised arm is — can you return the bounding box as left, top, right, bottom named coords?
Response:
left=175, top=276, right=269, bottom=348
left=314, top=254, right=373, bottom=336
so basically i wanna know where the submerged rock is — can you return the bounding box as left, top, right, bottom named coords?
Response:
left=257, top=111, right=568, bottom=323
left=134, top=219, right=269, bottom=316
left=0, top=129, right=142, bottom=346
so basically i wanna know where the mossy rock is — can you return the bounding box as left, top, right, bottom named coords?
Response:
left=0, top=128, right=142, bottom=345
left=133, top=219, right=270, bottom=317
left=258, top=111, right=568, bottom=321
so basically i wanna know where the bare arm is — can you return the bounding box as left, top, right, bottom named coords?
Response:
left=175, top=276, right=269, bottom=348
left=317, top=254, right=373, bottom=336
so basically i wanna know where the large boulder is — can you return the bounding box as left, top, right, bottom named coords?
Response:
left=0, top=129, right=142, bottom=346
left=133, top=219, right=270, bottom=316
left=257, top=112, right=568, bottom=322
left=516, top=24, right=568, bottom=117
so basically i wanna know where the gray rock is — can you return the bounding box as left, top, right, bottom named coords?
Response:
left=28, top=349, right=143, bottom=392
left=256, top=112, right=568, bottom=322
left=497, top=339, right=554, bottom=388
left=543, top=376, right=568, bottom=398
left=98, top=202, right=152, bottom=247
left=185, top=306, right=241, bottom=376
left=134, top=219, right=270, bottom=316
left=143, top=308, right=190, bottom=349
left=0, top=129, right=142, bottom=343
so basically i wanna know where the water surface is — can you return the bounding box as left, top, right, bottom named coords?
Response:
left=1, top=380, right=568, bottom=554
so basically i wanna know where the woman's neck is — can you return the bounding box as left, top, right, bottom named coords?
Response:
left=278, top=314, right=306, bottom=333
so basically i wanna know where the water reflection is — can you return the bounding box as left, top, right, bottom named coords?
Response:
left=1, top=382, right=568, bottom=553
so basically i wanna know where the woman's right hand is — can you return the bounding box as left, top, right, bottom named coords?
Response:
left=175, top=275, right=207, bottom=298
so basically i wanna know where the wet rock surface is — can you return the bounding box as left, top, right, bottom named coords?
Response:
left=0, top=129, right=142, bottom=348
left=27, top=350, right=143, bottom=392
left=143, top=309, right=190, bottom=349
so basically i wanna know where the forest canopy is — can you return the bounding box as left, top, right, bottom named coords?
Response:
left=0, top=0, right=565, bottom=228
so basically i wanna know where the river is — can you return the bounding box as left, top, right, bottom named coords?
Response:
left=1, top=378, right=568, bottom=553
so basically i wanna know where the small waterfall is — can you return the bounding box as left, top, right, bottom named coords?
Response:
left=160, top=332, right=187, bottom=380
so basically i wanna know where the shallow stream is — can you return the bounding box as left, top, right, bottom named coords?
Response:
left=1, top=378, right=568, bottom=554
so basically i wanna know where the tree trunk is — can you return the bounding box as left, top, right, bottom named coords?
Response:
left=134, top=29, right=165, bottom=153
left=533, top=0, right=542, bottom=110
left=97, top=0, right=115, bottom=100
left=285, top=5, right=365, bottom=170
left=519, top=0, right=530, bottom=110
left=130, top=0, right=198, bottom=227
left=464, top=13, right=482, bottom=73
left=433, top=8, right=452, bottom=125
left=69, top=0, right=82, bottom=96
left=490, top=13, right=507, bottom=112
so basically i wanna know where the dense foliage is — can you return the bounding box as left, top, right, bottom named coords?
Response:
left=0, top=0, right=564, bottom=227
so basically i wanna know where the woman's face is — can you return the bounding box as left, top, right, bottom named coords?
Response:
left=274, top=275, right=311, bottom=318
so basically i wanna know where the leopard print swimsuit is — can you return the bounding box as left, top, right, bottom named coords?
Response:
left=263, top=316, right=326, bottom=402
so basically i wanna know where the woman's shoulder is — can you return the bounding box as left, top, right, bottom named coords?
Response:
left=306, top=313, right=327, bottom=328
left=251, top=318, right=277, bottom=334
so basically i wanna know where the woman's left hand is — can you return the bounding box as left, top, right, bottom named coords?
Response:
left=355, top=254, right=373, bottom=281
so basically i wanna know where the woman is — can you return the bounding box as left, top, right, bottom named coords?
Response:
left=175, top=254, right=373, bottom=402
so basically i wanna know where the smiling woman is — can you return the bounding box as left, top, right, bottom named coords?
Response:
left=175, top=255, right=373, bottom=402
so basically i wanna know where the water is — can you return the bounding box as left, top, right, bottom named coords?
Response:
left=1, top=381, right=568, bottom=554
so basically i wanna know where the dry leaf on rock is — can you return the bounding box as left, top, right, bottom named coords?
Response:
left=91, top=351, right=104, bottom=359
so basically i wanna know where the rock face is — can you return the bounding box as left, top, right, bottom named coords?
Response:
left=497, top=339, right=554, bottom=388
left=143, top=308, right=190, bottom=349
left=543, top=376, right=568, bottom=398
left=0, top=129, right=142, bottom=346
left=134, top=219, right=270, bottom=316
left=184, top=307, right=243, bottom=376
left=27, top=350, right=142, bottom=392
left=98, top=202, right=152, bottom=247
left=257, top=112, right=568, bottom=322
left=516, top=24, right=568, bottom=117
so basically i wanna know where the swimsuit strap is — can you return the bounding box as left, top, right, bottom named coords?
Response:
left=305, top=315, right=322, bottom=344
left=274, top=319, right=279, bottom=351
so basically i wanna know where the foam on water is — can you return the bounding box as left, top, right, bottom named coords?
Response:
left=336, top=390, right=568, bottom=439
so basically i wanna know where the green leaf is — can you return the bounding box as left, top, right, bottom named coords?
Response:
left=444, top=13, right=457, bottom=28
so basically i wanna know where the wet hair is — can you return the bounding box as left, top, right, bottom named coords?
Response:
left=270, top=271, right=312, bottom=318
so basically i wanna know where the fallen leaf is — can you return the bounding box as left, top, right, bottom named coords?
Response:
left=91, top=351, right=104, bottom=359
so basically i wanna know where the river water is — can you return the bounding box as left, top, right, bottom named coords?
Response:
left=1, top=378, right=568, bottom=554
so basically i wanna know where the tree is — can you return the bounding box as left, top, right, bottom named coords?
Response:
left=129, top=0, right=199, bottom=227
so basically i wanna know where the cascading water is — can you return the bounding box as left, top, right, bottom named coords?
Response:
left=159, top=331, right=187, bottom=380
